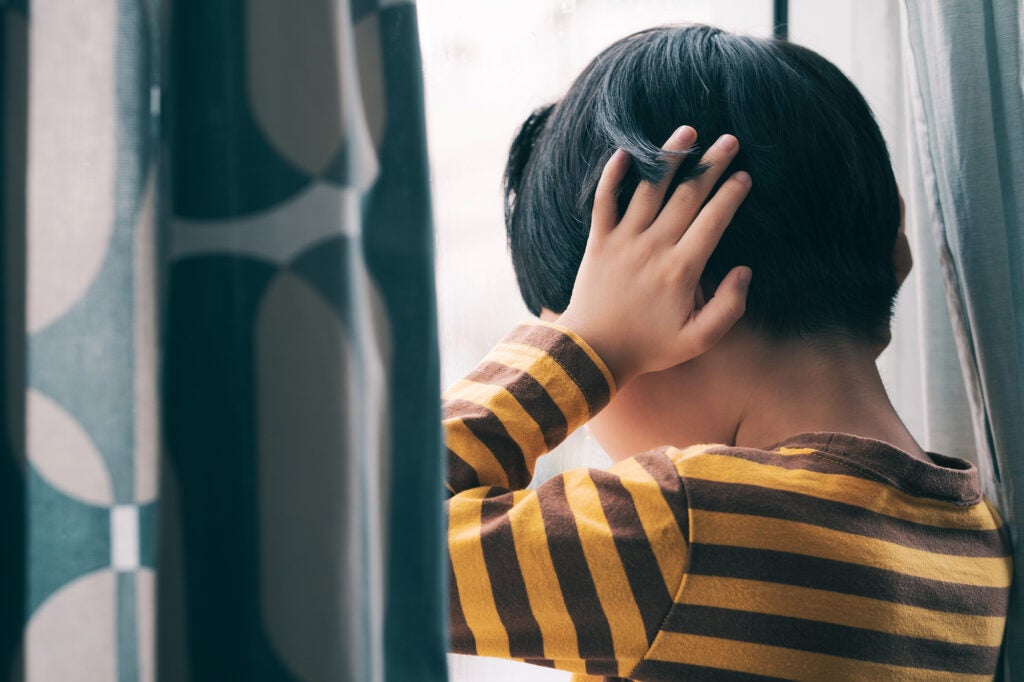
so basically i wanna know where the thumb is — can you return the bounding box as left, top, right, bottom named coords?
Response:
left=680, top=266, right=752, bottom=355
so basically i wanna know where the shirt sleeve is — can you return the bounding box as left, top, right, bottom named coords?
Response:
left=444, top=321, right=691, bottom=677
left=442, top=320, right=617, bottom=494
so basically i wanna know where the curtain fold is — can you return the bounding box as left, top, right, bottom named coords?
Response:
left=15, top=1, right=159, bottom=679
left=902, top=0, right=1024, bottom=676
left=1, top=1, right=29, bottom=679
left=2, top=0, right=446, bottom=680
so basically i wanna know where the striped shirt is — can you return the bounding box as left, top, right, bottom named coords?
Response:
left=444, top=321, right=1012, bottom=681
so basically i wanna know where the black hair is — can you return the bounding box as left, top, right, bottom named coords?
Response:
left=503, top=24, right=901, bottom=340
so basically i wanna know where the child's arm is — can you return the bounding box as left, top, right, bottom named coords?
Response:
left=445, top=126, right=751, bottom=675
left=444, top=322, right=684, bottom=677
left=443, top=319, right=616, bottom=493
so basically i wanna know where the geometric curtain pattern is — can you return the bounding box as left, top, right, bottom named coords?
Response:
left=2, top=0, right=446, bottom=679
left=21, top=1, right=159, bottom=679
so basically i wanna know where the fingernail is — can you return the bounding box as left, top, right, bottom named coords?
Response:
left=738, top=268, right=753, bottom=288
left=733, top=170, right=752, bottom=185
left=715, top=134, right=738, bottom=152
left=672, top=125, right=697, bottom=145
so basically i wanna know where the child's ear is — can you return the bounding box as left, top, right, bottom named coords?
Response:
left=894, top=232, right=913, bottom=288
left=894, top=193, right=913, bottom=288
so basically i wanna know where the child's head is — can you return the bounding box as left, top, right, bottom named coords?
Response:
left=504, top=24, right=901, bottom=343
left=503, top=25, right=907, bottom=457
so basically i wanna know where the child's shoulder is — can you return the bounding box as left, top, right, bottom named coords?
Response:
left=653, top=439, right=865, bottom=482
left=636, top=433, right=1000, bottom=532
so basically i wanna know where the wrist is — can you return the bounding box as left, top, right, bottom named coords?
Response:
left=552, top=312, right=636, bottom=387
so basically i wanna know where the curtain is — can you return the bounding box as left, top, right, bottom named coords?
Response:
left=1, top=0, right=447, bottom=680
left=902, top=0, right=1024, bottom=677
left=1, top=0, right=29, bottom=678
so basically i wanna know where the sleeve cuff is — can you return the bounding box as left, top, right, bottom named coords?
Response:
left=498, top=320, right=617, bottom=416
left=442, top=320, right=617, bottom=493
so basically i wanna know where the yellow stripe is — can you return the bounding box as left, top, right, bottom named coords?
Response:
left=531, top=320, right=618, bottom=395
left=444, top=418, right=510, bottom=489
left=488, top=343, right=592, bottom=431
left=646, top=632, right=991, bottom=681
left=510, top=489, right=533, bottom=505
left=609, top=457, right=688, bottom=596
left=681, top=574, right=1006, bottom=647
left=689, top=509, right=1011, bottom=587
left=507, top=493, right=581, bottom=662
left=448, top=488, right=511, bottom=658
left=668, top=450, right=1002, bottom=530
left=983, top=498, right=1007, bottom=529
left=670, top=443, right=723, bottom=461
left=446, top=378, right=548, bottom=466
left=777, top=446, right=817, bottom=455
left=563, top=469, right=648, bottom=676
left=515, top=659, right=590, bottom=675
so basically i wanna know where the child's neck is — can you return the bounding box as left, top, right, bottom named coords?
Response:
left=728, top=336, right=929, bottom=462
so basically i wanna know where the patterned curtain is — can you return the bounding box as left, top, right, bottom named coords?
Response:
left=1, top=0, right=447, bottom=680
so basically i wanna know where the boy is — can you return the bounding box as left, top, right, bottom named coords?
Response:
left=443, top=25, right=1011, bottom=680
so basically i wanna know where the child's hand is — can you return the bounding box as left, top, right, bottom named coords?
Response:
left=555, top=126, right=753, bottom=387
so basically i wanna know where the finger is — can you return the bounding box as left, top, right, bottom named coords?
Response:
left=679, top=266, right=752, bottom=356
left=591, top=148, right=630, bottom=237
left=676, top=171, right=751, bottom=272
left=656, top=133, right=741, bottom=241
left=619, top=125, right=697, bottom=232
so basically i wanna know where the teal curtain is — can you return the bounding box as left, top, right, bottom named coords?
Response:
left=1, top=0, right=446, bottom=680
left=903, top=0, right=1024, bottom=677
left=1, top=0, right=29, bottom=678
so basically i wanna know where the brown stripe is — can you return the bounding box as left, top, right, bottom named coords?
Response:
left=584, top=659, right=624, bottom=677
left=503, top=325, right=612, bottom=416
left=635, top=450, right=691, bottom=541
left=663, top=604, right=1000, bottom=673
left=686, top=478, right=1010, bottom=557
left=446, top=446, right=480, bottom=495
left=443, top=399, right=530, bottom=488
left=706, top=442, right=985, bottom=505
left=630, top=660, right=790, bottom=681
left=685, top=544, right=1010, bottom=616
left=479, top=488, right=546, bottom=659
left=536, top=476, right=619, bottom=676
left=591, top=468, right=673, bottom=642
left=698, top=445, right=889, bottom=481
left=464, top=360, right=569, bottom=449
left=771, top=433, right=981, bottom=504
left=520, top=658, right=556, bottom=668
left=447, top=547, right=477, bottom=654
